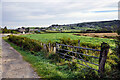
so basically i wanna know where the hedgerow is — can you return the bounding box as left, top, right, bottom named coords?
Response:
left=8, top=35, right=42, bottom=52
left=59, top=38, right=100, bottom=49
left=7, top=35, right=120, bottom=78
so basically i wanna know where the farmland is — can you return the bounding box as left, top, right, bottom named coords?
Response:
left=73, top=33, right=118, bottom=39
left=3, top=32, right=120, bottom=78
left=4, top=40, right=99, bottom=78
left=21, top=33, right=116, bottom=49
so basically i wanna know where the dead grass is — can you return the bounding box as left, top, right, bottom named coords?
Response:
left=73, top=33, right=118, bottom=39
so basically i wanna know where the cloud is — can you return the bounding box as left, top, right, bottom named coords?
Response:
left=27, top=14, right=55, bottom=20
left=93, top=10, right=117, bottom=13
left=1, top=0, right=119, bottom=28
left=1, top=0, right=120, bottom=2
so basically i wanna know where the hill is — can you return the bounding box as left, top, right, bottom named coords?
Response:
left=48, top=20, right=120, bottom=32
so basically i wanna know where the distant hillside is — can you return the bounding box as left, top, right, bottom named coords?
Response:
left=48, top=20, right=120, bottom=32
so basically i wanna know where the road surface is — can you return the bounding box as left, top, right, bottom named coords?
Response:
left=1, top=34, right=40, bottom=78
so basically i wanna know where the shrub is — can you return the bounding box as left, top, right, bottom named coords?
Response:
left=94, top=35, right=99, bottom=37
left=114, top=36, right=120, bottom=69
left=59, top=38, right=100, bottom=49
left=11, top=30, right=20, bottom=34
left=8, top=35, right=42, bottom=52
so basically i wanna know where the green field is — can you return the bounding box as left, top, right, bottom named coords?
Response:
left=4, top=33, right=119, bottom=78
left=21, top=33, right=116, bottom=49
left=4, top=38, right=101, bottom=78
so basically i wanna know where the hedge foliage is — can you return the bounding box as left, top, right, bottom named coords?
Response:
left=8, top=35, right=101, bottom=52
left=59, top=38, right=100, bottom=49
left=8, top=35, right=42, bottom=52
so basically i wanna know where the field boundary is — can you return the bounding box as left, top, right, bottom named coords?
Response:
left=55, top=42, right=110, bottom=74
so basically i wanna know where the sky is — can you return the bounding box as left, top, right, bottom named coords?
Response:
left=0, top=0, right=120, bottom=29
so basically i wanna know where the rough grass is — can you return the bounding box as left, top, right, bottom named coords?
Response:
left=21, top=33, right=116, bottom=49
left=4, top=38, right=100, bottom=79
left=3, top=35, right=120, bottom=78
left=73, top=33, right=118, bottom=39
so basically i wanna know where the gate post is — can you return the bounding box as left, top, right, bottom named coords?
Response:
left=43, top=43, right=47, bottom=51
left=99, top=42, right=110, bottom=76
left=53, top=46, right=56, bottom=53
left=49, top=43, right=51, bottom=52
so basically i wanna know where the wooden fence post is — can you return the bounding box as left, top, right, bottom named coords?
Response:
left=43, top=44, right=47, bottom=51
left=53, top=46, right=56, bottom=53
left=40, top=43, right=43, bottom=46
left=49, top=43, right=51, bottom=52
left=99, top=42, right=110, bottom=75
left=56, top=43, right=58, bottom=50
left=40, top=43, right=42, bottom=46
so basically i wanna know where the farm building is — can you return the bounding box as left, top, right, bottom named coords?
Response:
left=17, top=27, right=26, bottom=34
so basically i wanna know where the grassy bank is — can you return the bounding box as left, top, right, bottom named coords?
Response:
left=4, top=38, right=100, bottom=79
left=3, top=34, right=120, bottom=78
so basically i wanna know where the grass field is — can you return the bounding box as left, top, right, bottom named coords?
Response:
left=73, top=33, right=118, bottom=38
left=4, top=38, right=100, bottom=79
left=4, top=33, right=119, bottom=78
left=21, top=33, right=116, bottom=49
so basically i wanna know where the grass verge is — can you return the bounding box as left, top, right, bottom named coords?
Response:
left=3, top=37, right=99, bottom=79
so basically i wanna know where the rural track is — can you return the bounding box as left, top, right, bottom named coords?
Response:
left=1, top=39, right=40, bottom=78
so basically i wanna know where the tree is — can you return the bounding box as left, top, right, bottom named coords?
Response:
left=4, top=26, right=7, bottom=30
left=117, top=26, right=120, bottom=35
left=117, top=21, right=120, bottom=35
left=117, top=30, right=120, bottom=35
left=35, top=27, right=39, bottom=29
left=2, top=26, right=8, bottom=33
left=60, top=28, right=62, bottom=33
left=114, top=21, right=120, bottom=73
left=22, top=27, right=25, bottom=29
left=25, top=27, right=30, bottom=33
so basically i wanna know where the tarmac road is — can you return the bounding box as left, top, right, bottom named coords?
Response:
left=1, top=34, right=40, bottom=78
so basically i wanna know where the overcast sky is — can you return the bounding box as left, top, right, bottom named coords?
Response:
left=1, top=0, right=120, bottom=29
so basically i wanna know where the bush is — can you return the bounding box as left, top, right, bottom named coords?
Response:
left=59, top=38, right=100, bottom=49
left=111, top=36, right=120, bottom=72
left=58, top=38, right=100, bottom=62
left=94, top=35, right=99, bottom=37
left=115, top=36, right=120, bottom=69
left=114, top=36, right=120, bottom=58
left=11, top=30, right=20, bottom=34
left=8, top=35, right=42, bottom=52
